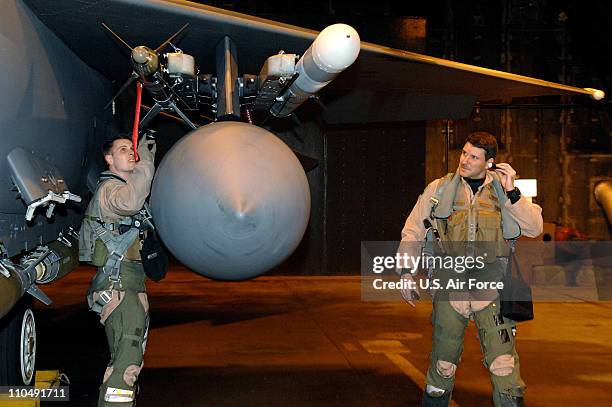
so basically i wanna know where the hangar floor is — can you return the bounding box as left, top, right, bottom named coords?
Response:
left=34, top=264, right=612, bottom=406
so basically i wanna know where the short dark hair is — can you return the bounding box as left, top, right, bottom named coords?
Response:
left=466, top=131, right=498, bottom=160
left=102, top=134, right=132, bottom=156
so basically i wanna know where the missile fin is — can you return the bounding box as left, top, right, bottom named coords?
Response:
left=26, top=285, right=52, bottom=306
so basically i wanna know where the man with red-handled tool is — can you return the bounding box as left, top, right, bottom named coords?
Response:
left=79, top=134, right=156, bottom=406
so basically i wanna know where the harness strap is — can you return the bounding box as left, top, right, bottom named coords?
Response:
left=90, top=289, right=113, bottom=314
left=102, top=228, right=140, bottom=283
left=84, top=173, right=156, bottom=289
left=89, top=174, right=148, bottom=284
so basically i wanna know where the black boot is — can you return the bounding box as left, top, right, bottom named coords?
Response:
left=422, top=389, right=452, bottom=407
left=497, top=393, right=524, bottom=407
left=133, top=382, right=140, bottom=406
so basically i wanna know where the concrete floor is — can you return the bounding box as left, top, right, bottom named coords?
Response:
left=33, top=264, right=612, bottom=406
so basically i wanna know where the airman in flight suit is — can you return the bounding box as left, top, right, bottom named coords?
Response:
left=79, top=135, right=156, bottom=406
left=398, top=132, right=542, bottom=407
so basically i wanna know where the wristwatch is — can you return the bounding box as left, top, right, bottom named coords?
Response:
left=399, top=268, right=413, bottom=277
left=506, top=187, right=521, bottom=204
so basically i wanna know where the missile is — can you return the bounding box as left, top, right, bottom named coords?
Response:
left=270, top=23, right=360, bottom=117
left=131, top=46, right=159, bottom=77
left=129, top=45, right=176, bottom=107
left=0, top=234, right=79, bottom=319
left=102, top=23, right=196, bottom=126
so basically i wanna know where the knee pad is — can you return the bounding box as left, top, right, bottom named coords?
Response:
left=436, top=360, right=457, bottom=379
left=123, top=364, right=142, bottom=387
left=490, top=354, right=515, bottom=377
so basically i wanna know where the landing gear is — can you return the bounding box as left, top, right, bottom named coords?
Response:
left=0, top=297, right=36, bottom=386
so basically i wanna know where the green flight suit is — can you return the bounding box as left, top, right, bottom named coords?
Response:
left=425, top=172, right=527, bottom=406
left=90, top=261, right=148, bottom=407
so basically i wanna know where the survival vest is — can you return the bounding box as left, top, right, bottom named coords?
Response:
left=78, top=172, right=152, bottom=280
left=426, top=171, right=521, bottom=260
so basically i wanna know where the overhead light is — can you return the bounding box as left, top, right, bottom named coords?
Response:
left=584, top=88, right=605, bottom=101
left=515, top=179, right=537, bottom=203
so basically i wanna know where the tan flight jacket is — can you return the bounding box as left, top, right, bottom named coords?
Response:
left=97, top=158, right=155, bottom=261
left=399, top=170, right=543, bottom=316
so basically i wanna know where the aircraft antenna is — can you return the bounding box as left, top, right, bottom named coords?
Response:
left=155, top=23, right=189, bottom=53
left=104, top=72, right=139, bottom=109
left=101, top=23, right=134, bottom=51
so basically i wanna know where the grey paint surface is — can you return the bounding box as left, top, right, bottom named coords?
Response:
left=6, top=147, right=67, bottom=204
left=594, top=181, right=612, bottom=227
left=151, top=122, right=311, bottom=280
left=0, top=0, right=114, bottom=256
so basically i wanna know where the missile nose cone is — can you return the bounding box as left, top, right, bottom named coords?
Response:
left=312, top=24, right=360, bottom=73
left=132, top=46, right=151, bottom=64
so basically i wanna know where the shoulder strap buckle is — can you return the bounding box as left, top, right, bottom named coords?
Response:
left=108, top=251, right=125, bottom=262
left=99, top=290, right=112, bottom=304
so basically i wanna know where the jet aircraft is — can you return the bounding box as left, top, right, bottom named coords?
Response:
left=0, top=0, right=604, bottom=387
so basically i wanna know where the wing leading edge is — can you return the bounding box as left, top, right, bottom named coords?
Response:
left=24, top=0, right=604, bottom=123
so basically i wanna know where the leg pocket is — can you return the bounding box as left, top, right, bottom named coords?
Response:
left=104, top=291, right=147, bottom=390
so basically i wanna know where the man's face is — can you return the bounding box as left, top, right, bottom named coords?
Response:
left=105, top=139, right=136, bottom=173
left=459, top=142, right=492, bottom=179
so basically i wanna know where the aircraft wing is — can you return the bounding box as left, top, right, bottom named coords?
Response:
left=24, top=0, right=602, bottom=123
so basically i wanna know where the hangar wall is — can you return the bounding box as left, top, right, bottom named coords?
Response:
left=426, top=108, right=612, bottom=241
left=271, top=118, right=425, bottom=275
